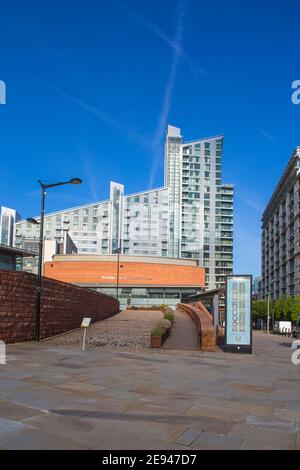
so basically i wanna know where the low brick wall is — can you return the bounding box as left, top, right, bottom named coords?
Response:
left=0, top=270, right=119, bottom=344
left=178, top=302, right=216, bottom=352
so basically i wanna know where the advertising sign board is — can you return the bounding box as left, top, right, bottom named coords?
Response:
left=225, top=275, right=252, bottom=354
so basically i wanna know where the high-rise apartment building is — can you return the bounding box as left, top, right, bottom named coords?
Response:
left=0, top=206, right=20, bottom=246
left=261, top=146, right=300, bottom=299
left=15, top=125, right=234, bottom=289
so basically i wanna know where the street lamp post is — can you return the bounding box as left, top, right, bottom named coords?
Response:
left=267, top=291, right=270, bottom=334
left=113, top=246, right=122, bottom=301
left=27, top=178, right=82, bottom=341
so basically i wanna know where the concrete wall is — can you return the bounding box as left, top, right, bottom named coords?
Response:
left=0, top=270, right=119, bottom=344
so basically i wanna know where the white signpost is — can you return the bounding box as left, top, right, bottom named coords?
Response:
left=0, top=341, right=6, bottom=365
left=81, top=317, right=91, bottom=350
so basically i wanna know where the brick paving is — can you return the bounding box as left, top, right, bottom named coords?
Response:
left=0, top=331, right=299, bottom=449
left=47, top=309, right=164, bottom=351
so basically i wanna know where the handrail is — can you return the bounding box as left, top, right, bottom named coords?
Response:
left=177, top=302, right=216, bottom=352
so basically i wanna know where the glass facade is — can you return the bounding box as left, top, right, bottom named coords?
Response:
left=15, top=125, right=234, bottom=289
left=0, top=207, right=20, bottom=247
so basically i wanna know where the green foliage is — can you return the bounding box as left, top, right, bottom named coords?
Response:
left=274, top=296, right=285, bottom=321
left=253, top=295, right=300, bottom=322
left=252, top=300, right=267, bottom=322
left=164, top=313, right=174, bottom=322
left=151, top=319, right=171, bottom=337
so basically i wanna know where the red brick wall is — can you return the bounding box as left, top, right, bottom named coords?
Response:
left=0, top=270, right=119, bottom=344
left=44, top=260, right=205, bottom=287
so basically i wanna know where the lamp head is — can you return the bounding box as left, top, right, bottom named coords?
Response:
left=70, top=178, right=82, bottom=185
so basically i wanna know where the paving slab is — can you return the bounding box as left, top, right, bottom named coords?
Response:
left=186, top=404, right=244, bottom=423
left=272, top=407, right=300, bottom=422
left=192, top=431, right=243, bottom=450
left=0, top=331, right=299, bottom=450
left=173, top=427, right=202, bottom=446
left=231, top=402, right=274, bottom=417
left=0, top=428, right=91, bottom=450
left=246, top=415, right=296, bottom=432
left=0, top=418, right=28, bottom=438
left=0, top=400, right=45, bottom=421
left=229, top=423, right=296, bottom=449
left=239, top=439, right=279, bottom=450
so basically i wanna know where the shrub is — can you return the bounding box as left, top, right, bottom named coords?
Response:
left=151, top=319, right=171, bottom=337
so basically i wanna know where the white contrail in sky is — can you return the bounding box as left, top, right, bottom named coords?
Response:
left=51, top=86, right=151, bottom=150
left=45, top=84, right=152, bottom=200
left=148, top=0, right=187, bottom=188
left=112, top=0, right=206, bottom=78
left=259, top=128, right=276, bottom=142
left=81, top=150, right=101, bottom=201
left=235, top=192, right=264, bottom=214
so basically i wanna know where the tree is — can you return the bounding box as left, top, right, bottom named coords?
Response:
left=252, top=300, right=267, bottom=322
left=274, top=296, right=286, bottom=321
left=291, top=295, right=300, bottom=322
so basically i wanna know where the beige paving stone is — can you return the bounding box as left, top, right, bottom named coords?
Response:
left=0, top=332, right=299, bottom=450
left=174, top=427, right=202, bottom=446
left=194, top=396, right=235, bottom=409
left=229, top=423, right=296, bottom=449
left=0, top=400, right=45, bottom=421
left=232, top=402, right=274, bottom=417
left=246, top=415, right=296, bottom=432
left=231, top=396, right=285, bottom=409
left=229, top=383, right=275, bottom=393
left=239, top=439, right=279, bottom=450
left=186, top=404, right=244, bottom=423
left=272, top=408, right=300, bottom=422
left=180, top=415, right=235, bottom=435
left=0, top=428, right=90, bottom=450
left=54, top=381, right=107, bottom=396
left=192, top=431, right=242, bottom=450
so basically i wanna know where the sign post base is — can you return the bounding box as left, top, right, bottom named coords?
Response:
left=223, top=345, right=252, bottom=354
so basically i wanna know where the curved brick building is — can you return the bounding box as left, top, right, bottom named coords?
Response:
left=44, top=254, right=205, bottom=308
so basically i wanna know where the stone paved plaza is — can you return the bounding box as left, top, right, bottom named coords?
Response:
left=0, top=331, right=299, bottom=450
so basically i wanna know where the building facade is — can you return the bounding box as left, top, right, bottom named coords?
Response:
left=0, top=244, right=35, bottom=271
left=0, top=206, right=20, bottom=246
left=261, top=146, right=300, bottom=300
left=18, top=232, right=78, bottom=274
left=15, top=125, right=234, bottom=289
left=44, top=254, right=205, bottom=309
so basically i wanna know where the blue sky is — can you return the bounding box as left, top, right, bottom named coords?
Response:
left=0, top=0, right=299, bottom=276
